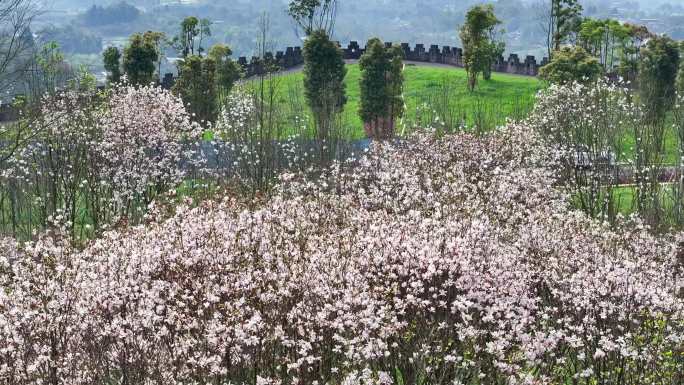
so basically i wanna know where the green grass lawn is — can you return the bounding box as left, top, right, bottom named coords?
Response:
left=613, top=115, right=680, bottom=164
left=243, top=64, right=543, bottom=139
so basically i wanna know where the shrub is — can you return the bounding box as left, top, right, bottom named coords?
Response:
left=2, top=124, right=683, bottom=384
left=0, top=83, right=203, bottom=239
left=539, top=46, right=603, bottom=84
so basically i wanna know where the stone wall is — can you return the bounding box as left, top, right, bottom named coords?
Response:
left=235, top=41, right=548, bottom=78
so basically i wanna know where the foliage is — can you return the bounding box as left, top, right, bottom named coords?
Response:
left=173, top=54, right=218, bottom=125
left=208, top=44, right=242, bottom=101
left=539, top=46, right=602, bottom=84
left=302, top=29, right=347, bottom=139
left=173, top=43, right=241, bottom=125
left=287, top=0, right=338, bottom=36
left=23, top=41, right=71, bottom=100
left=123, top=32, right=158, bottom=86
left=549, top=0, right=583, bottom=54
left=102, top=46, right=121, bottom=84
left=577, top=18, right=631, bottom=71
left=616, top=23, right=653, bottom=83
left=638, top=35, right=680, bottom=125
left=358, top=38, right=404, bottom=139
left=2, top=124, right=684, bottom=384
left=0, top=83, right=203, bottom=240
left=459, top=5, right=503, bottom=91
left=80, top=1, right=140, bottom=26
left=143, top=31, right=168, bottom=79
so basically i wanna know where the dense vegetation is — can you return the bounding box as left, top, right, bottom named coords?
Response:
left=3, top=122, right=684, bottom=385
left=3, top=0, right=684, bottom=384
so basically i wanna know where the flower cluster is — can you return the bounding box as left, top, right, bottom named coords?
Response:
left=527, top=78, right=634, bottom=153
left=0, top=83, right=203, bottom=239
left=211, top=87, right=341, bottom=191
left=1, top=123, right=683, bottom=385
left=95, top=84, right=204, bottom=204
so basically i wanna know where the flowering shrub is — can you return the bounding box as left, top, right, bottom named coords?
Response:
left=0, top=89, right=101, bottom=238
left=2, top=124, right=684, bottom=384
left=0, top=83, right=203, bottom=239
left=528, top=78, right=684, bottom=227
left=528, top=78, right=634, bottom=149
left=212, top=87, right=336, bottom=192
left=95, top=84, right=204, bottom=210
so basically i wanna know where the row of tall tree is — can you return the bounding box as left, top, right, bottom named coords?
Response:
left=101, top=17, right=241, bottom=124
left=290, top=0, right=405, bottom=140
left=101, top=0, right=407, bottom=140
left=537, top=0, right=676, bottom=86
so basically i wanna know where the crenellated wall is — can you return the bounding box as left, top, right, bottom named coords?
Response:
left=236, top=41, right=548, bottom=78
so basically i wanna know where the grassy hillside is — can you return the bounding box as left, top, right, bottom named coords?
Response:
left=244, top=64, right=543, bottom=139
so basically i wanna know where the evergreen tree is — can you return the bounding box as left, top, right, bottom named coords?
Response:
left=638, top=35, right=680, bottom=125
left=143, top=31, right=167, bottom=81
left=539, top=46, right=602, bottom=84
left=103, top=46, right=122, bottom=84
left=173, top=55, right=217, bottom=125
left=175, top=17, right=199, bottom=57
left=302, top=29, right=347, bottom=139
left=616, top=24, right=652, bottom=83
left=546, top=0, right=583, bottom=58
left=208, top=44, right=241, bottom=102
left=459, top=5, right=502, bottom=91
left=123, top=33, right=158, bottom=86
left=358, top=38, right=404, bottom=139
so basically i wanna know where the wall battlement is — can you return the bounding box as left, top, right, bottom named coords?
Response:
left=237, top=41, right=548, bottom=78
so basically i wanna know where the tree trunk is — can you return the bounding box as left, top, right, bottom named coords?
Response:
left=364, top=116, right=395, bottom=140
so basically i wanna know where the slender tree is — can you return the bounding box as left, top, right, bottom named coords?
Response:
left=197, top=18, right=212, bottom=56
left=287, top=0, right=337, bottom=36
left=174, top=16, right=199, bottom=57
left=302, top=29, right=347, bottom=140
left=358, top=38, right=404, bottom=140
left=638, top=35, right=680, bottom=126
left=459, top=5, right=502, bottom=91
left=102, top=46, right=121, bottom=84
left=123, top=33, right=158, bottom=86
left=541, top=0, right=583, bottom=59
left=577, top=18, right=630, bottom=71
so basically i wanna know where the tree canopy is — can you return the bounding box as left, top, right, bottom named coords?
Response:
left=123, top=33, right=158, bottom=86
left=459, top=5, right=503, bottom=91
left=358, top=38, right=404, bottom=139
left=539, top=46, right=602, bottom=84
left=302, top=29, right=347, bottom=139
